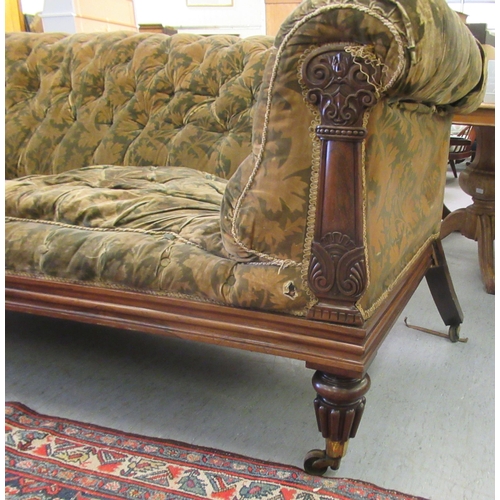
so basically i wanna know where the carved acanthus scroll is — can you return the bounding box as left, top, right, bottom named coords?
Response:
left=302, top=44, right=382, bottom=325
left=304, top=48, right=379, bottom=133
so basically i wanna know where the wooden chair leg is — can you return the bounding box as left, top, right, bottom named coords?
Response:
left=425, top=239, right=464, bottom=341
left=304, top=371, right=370, bottom=475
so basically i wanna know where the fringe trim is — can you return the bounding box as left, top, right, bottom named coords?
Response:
left=297, top=45, right=382, bottom=312
left=344, top=45, right=388, bottom=97
left=358, top=111, right=372, bottom=321
left=297, top=46, right=322, bottom=310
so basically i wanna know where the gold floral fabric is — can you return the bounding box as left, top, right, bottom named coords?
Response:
left=221, top=0, right=485, bottom=265
left=5, top=0, right=486, bottom=319
left=359, top=101, right=453, bottom=316
left=219, top=0, right=485, bottom=316
left=5, top=32, right=273, bottom=180
left=5, top=166, right=308, bottom=312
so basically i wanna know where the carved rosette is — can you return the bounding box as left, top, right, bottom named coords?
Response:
left=302, top=44, right=382, bottom=325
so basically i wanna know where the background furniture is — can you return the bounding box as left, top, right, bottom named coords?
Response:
left=138, top=24, right=178, bottom=35
left=40, top=0, right=137, bottom=33
left=265, top=0, right=301, bottom=35
left=441, top=104, right=495, bottom=294
left=448, top=125, right=476, bottom=178
left=5, top=0, right=25, bottom=31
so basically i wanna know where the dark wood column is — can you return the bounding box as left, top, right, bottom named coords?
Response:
left=299, top=44, right=382, bottom=474
left=301, top=44, right=382, bottom=325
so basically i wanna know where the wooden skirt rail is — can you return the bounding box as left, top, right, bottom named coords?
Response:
left=6, top=240, right=434, bottom=379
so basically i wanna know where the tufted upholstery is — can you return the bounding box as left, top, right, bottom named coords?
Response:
left=5, top=0, right=486, bottom=319
left=5, top=32, right=273, bottom=180
left=5, top=32, right=309, bottom=315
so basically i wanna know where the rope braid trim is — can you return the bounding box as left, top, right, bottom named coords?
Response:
left=5, top=270, right=225, bottom=303
left=5, top=269, right=310, bottom=317
left=298, top=45, right=322, bottom=310
left=228, top=1, right=408, bottom=266
left=6, top=215, right=213, bottom=251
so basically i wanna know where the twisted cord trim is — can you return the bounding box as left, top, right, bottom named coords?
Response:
left=5, top=215, right=206, bottom=250
left=6, top=271, right=309, bottom=316
left=357, top=233, right=440, bottom=319
left=5, top=270, right=230, bottom=306
left=298, top=45, right=322, bottom=310
left=229, top=2, right=408, bottom=265
left=5, top=215, right=284, bottom=268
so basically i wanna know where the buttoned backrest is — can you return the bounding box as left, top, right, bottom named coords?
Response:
left=5, top=31, right=273, bottom=180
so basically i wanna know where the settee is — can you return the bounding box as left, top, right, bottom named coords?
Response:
left=5, top=0, right=486, bottom=474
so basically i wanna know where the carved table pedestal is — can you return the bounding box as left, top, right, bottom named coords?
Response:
left=441, top=104, right=495, bottom=294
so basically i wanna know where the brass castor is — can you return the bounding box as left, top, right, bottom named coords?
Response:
left=448, top=324, right=461, bottom=343
left=303, top=449, right=340, bottom=476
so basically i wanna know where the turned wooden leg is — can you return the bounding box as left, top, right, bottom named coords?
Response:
left=460, top=199, right=495, bottom=294
left=304, top=371, right=370, bottom=475
left=477, top=211, right=495, bottom=294
left=425, top=239, right=464, bottom=341
left=440, top=208, right=466, bottom=239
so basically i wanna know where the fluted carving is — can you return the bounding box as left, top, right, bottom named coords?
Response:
left=312, top=371, right=370, bottom=442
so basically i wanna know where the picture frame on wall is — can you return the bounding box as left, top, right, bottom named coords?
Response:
left=186, top=0, right=233, bottom=6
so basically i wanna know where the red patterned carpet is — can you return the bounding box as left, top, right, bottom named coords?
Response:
left=5, top=402, right=427, bottom=500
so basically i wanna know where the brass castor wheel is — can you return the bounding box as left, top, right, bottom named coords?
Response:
left=303, top=449, right=340, bottom=476
left=448, top=324, right=461, bottom=343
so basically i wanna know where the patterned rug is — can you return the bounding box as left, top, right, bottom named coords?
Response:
left=6, top=402, right=427, bottom=500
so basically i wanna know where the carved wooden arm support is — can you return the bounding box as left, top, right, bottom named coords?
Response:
left=301, top=44, right=383, bottom=325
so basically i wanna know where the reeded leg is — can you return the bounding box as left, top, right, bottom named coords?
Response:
left=304, top=371, right=370, bottom=475
left=425, top=239, right=464, bottom=341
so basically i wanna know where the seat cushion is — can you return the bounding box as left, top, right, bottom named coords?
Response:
left=5, top=165, right=309, bottom=314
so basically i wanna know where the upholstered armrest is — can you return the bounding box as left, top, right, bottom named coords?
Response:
left=221, top=0, right=486, bottom=324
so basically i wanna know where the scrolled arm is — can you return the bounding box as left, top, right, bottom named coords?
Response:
left=276, top=0, right=486, bottom=112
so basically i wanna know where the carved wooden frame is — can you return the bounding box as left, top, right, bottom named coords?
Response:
left=301, top=44, right=382, bottom=326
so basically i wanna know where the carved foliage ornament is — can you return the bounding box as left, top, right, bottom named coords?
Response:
left=302, top=44, right=382, bottom=135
